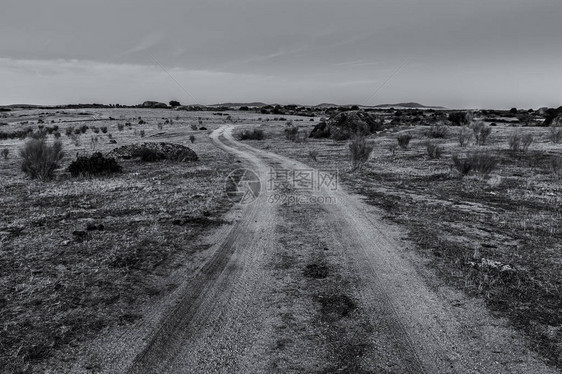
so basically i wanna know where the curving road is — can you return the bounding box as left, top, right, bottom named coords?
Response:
left=72, top=125, right=558, bottom=374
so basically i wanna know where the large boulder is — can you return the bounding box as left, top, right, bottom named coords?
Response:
left=542, top=106, right=562, bottom=127
left=309, top=110, right=384, bottom=140
left=142, top=101, right=168, bottom=109
left=107, top=142, right=198, bottom=162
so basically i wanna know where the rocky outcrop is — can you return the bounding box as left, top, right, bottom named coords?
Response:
left=309, top=110, right=384, bottom=140
left=142, top=101, right=168, bottom=109
left=107, top=142, right=198, bottom=162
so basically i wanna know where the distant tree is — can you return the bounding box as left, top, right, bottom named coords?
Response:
left=169, top=100, right=181, bottom=108
left=509, top=107, right=518, bottom=114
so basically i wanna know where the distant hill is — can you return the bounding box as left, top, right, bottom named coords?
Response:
left=314, top=103, right=340, bottom=108
left=372, top=102, right=446, bottom=109
left=210, top=102, right=268, bottom=107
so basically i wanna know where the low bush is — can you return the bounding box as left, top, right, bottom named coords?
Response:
left=426, top=142, right=442, bottom=159
left=471, top=121, right=491, bottom=145
left=0, top=128, right=33, bottom=140
left=189, top=135, right=195, bottom=143
left=549, top=125, right=562, bottom=144
left=349, top=134, right=374, bottom=171
left=308, top=149, right=318, bottom=162
left=117, top=123, right=125, bottom=131
left=239, top=129, right=265, bottom=140
left=284, top=125, right=299, bottom=142
left=508, top=132, right=521, bottom=152
left=551, top=156, right=562, bottom=177
left=20, top=138, right=64, bottom=180
left=397, top=133, right=412, bottom=149
left=428, top=123, right=448, bottom=138
left=67, top=152, right=122, bottom=177
left=509, top=132, right=533, bottom=152
left=101, top=126, right=108, bottom=134
left=452, top=151, right=497, bottom=177
left=457, top=127, right=472, bottom=147
left=1, top=148, right=8, bottom=159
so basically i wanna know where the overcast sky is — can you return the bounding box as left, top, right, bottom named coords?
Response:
left=1, top=0, right=561, bottom=108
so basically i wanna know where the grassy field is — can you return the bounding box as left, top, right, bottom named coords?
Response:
left=242, top=120, right=562, bottom=368
left=1, top=107, right=561, bottom=371
left=0, top=108, right=252, bottom=373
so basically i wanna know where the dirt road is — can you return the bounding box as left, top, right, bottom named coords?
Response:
left=73, top=125, right=557, bottom=373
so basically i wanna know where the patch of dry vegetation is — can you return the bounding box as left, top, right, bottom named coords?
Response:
left=0, top=108, right=236, bottom=373
left=248, top=122, right=562, bottom=369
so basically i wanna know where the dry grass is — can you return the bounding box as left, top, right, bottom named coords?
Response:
left=0, top=108, right=238, bottom=373
left=247, top=122, right=562, bottom=369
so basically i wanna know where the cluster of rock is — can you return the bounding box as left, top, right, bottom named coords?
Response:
left=107, top=142, right=198, bottom=162
left=309, top=110, right=385, bottom=140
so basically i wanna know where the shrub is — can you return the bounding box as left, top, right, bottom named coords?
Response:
left=191, top=124, right=198, bottom=131
left=549, top=125, right=562, bottom=144
left=349, top=134, right=374, bottom=171
left=284, top=122, right=299, bottom=142
left=308, top=149, right=318, bottom=162
left=426, top=142, right=442, bottom=159
left=80, top=125, right=89, bottom=134
left=140, top=130, right=145, bottom=138
left=397, top=133, right=412, bottom=149
left=117, top=123, right=125, bottom=131
left=70, top=132, right=81, bottom=146
left=189, top=135, right=195, bottom=143
left=508, top=132, right=521, bottom=152
left=428, top=123, right=448, bottom=138
left=239, top=129, right=265, bottom=140
left=67, top=152, right=122, bottom=177
left=521, top=133, right=533, bottom=152
left=0, top=128, right=33, bottom=140
left=457, top=127, right=472, bottom=147
left=509, top=132, right=533, bottom=152
left=169, top=100, right=181, bottom=107
left=1, top=148, right=8, bottom=159
left=452, top=154, right=472, bottom=177
left=471, top=121, right=491, bottom=145
left=92, top=126, right=100, bottom=134
left=100, top=126, right=108, bottom=134
left=54, top=132, right=61, bottom=139
left=448, top=111, right=471, bottom=126
left=452, top=151, right=497, bottom=177
left=20, top=138, right=64, bottom=180
left=90, top=136, right=99, bottom=151
left=551, top=156, right=562, bottom=177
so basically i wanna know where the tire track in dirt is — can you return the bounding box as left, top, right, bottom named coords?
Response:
left=217, top=125, right=559, bottom=374
left=73, top=125, right=558, bottom=374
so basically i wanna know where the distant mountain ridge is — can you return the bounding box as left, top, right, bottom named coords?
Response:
left=372, top=102, right=446, bottom=109
left=209, top=102, right=268, bottom=107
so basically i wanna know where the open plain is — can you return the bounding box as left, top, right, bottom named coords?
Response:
left=0, top=107, right=561, bottom=373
